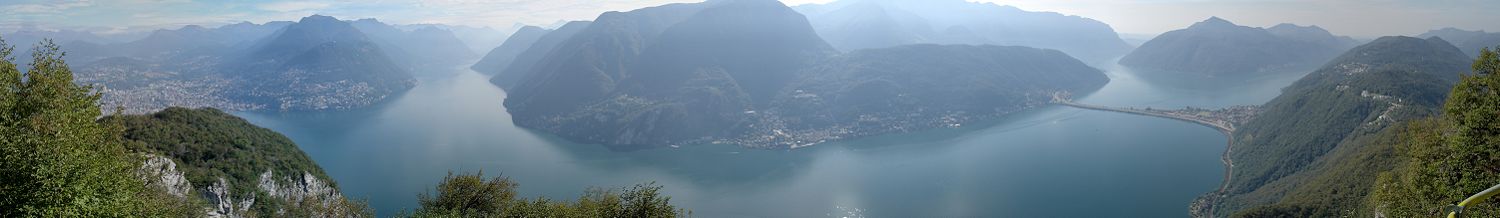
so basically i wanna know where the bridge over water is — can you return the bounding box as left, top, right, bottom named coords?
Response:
left=1052, top=100, right=1238, bottom=133
left=1049, top=94, right=1260, bottom=218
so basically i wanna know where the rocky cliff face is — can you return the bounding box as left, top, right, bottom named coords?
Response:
left=110, top=108, right=368, bottom=217
left=138, top=155, right=192, bottom=198
left=141, top=157, right=354, bottom=218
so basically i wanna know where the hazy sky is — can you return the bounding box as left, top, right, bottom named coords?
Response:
left=2, top=0, right=1497, bottom=37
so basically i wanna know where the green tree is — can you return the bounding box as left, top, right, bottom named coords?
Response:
left=404, top=171, right=687, bottom=218
left=1369, top=47, right=1500, bottom=217
left=412, top=171, right=519, bottom=216
left=0, top=38, right=199, bottom=216
left=104, top=107, right=373, bottom=217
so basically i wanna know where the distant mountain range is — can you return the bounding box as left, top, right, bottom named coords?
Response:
left=794, top=0, right=1133, bottom=65
left=1120, top=17, right=1361, bottom=76
left=398, top=23, right=515, bottom=54
left=5, top=15, right=515, bottom=113
left=1207, top=36, right=1472, bottom=217
left=231, top=15, right=415, bottom=111
left=494, top=0, right=1108, bottom=148
left=483, top=21, right=591, bottom=90
left=351, top=19, right=478, bottom=70
left=1419, top=28, right=1500, bottom=58
left=471, top=26, right=551, bottom=77
left=64, top=15, right=417, bottom=113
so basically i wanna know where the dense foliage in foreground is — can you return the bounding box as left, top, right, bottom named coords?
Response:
left=403, top=172, right=687, bottom=218
left=1218, top=36, right=1468, bottom=217
left=0, top=38, right=200, bottom=216
left=1367, top=47, right=1500, bottom=217
left=1223, top=41, right=1500, bottom=217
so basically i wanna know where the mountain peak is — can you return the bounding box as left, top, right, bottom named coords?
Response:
left=1192, top=16, right=1237, bottom=28
left=1205, top=16, right=1231, bottom=23
left=711, top=0, right=791, bottom=8
left=412, top=26, right=446, bottom=33
left=1323, top=35, right=1470, bottom=80
left=180, top=25, right=209, bottom=32
left=1269, top=23, right=1324, bottom=31
left=1267, top=23, right=1342, bottom=41
left=1425, top=36, right=1450, bottom=44
left=299, top=15, right=341, bottom=24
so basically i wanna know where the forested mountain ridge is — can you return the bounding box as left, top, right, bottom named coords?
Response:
left=231, top=15, right=415, bottom=111
left=471, top=26, right=550, bottom=76
left=105, top=107, right=370, bottom=217
left=502, top=0, right=823, bottom=147
left=1121, top=17, right=1360, bottom=77
left=0, top=38, right=368, bottom=217
left=1207, top=36, right=1474, bottom=217
left=795, top=0, right=1133, bottom=65
left=1419, top=28, right=1500, bottom=58
left=499, top=0, right=1108, bottom=148
left=1366, top=47, right=1500, bottom=218
left=485, top=21, right=591, bottom=90
left=755, top=44, right=1108, bottom=147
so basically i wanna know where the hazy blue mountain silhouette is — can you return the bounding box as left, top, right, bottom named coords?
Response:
left=1120, top=17, right=1360, bottom=76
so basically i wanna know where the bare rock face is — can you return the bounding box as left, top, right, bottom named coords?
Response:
left=137, top=154, right=253, bottom=218
left=258, top=170, right=356, bottom=216
left=137, top=156, right=356, bottom=218
left=137, top=155, right=192, bottom=198
left=205, top=178, right=256, bottom=218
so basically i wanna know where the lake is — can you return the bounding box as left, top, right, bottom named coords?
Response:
left=236, top=62, right=1310, bottom=217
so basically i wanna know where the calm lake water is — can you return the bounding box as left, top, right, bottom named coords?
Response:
left=236, top=62, right=1311, bottom=217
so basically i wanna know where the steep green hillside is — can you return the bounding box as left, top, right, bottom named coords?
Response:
left=1214, top=36, right=1472, bottom=217
left=106, top=108, right=330, bottom=200
left=488, top=21, right=592, bottom=90
left=104, top=107, right=370, bottom=217
left=759, top=45, right=1107, bottom=147
left=0, top=37, right=200, bottom=217
left=1366, top=47, right=1500, bottom=217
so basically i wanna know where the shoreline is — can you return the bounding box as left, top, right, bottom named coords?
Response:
left=1054, top=101, right=1239, bottom=217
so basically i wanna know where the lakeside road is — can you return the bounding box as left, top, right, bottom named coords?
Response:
left=1052, top=100, right=1240, bottom=217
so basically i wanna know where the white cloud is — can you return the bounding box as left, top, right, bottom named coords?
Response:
left=3, top=0, right=93, bottom=14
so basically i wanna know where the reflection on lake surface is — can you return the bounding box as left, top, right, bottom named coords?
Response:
left=236, top=63, right=1312, bottom=217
